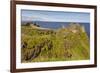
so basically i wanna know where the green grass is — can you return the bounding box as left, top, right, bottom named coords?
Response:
left=21, top=24, right=90, bottom=63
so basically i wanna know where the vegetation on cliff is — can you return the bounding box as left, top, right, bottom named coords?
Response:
left=21, top=23, right=90, bottom=63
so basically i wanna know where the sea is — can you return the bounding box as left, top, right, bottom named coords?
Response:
left=22, top=21, right=90, bottom=38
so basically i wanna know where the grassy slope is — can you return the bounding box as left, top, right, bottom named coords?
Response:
left=21, top=24, right=90, bottom=63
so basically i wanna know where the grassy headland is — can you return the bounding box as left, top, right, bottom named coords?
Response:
left=21, top=23, right=90, bottom=63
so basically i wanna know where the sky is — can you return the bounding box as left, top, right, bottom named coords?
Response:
left=21, top=9, right=90, bottom=23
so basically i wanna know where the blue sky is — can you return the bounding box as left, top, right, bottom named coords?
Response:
left=21, top=10, right=90, bottom=23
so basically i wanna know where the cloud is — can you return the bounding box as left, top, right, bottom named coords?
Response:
left=21, top=10, right=90, bottom=23
left=22, top=15, right=46, bottom=21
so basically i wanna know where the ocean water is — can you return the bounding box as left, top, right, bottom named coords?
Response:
left=22, top=21, right=90, bottom=37
left=34, top=21, right=90, bottom=37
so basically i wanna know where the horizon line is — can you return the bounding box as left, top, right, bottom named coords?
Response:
left=21, top=20, right=90, bottom=23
